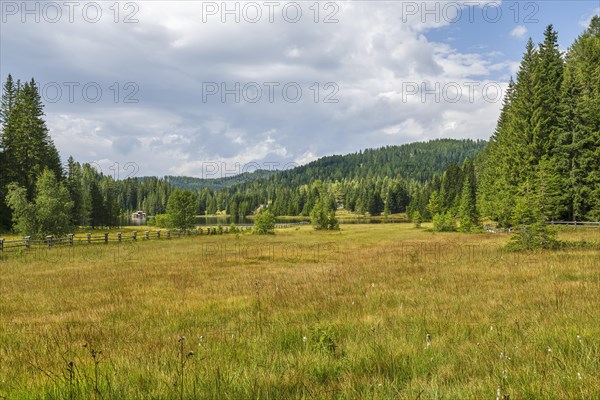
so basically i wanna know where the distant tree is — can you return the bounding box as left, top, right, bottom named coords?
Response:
left=310, top=195, right=339, bottom=230
left=65, top=156, right=84, bottom=226
left=254, top=208, right=275, bottom=235
left=5, top=169, right=73, bottom=238
left=166, top=189, right=199, bottom=229
left=427, top=190, right=443, bottom=217
left=367, top=190, right=384, bottom=216
left=458, top=159, right=479, bottom=231
left=412, top=210, right=423, bottom=228
left=508, top=181, right=558, bottom=249
left=89, top=180, right=105, bottom=228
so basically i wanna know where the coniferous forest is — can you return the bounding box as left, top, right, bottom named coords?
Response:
left=1, top=18, right=599, bottom=242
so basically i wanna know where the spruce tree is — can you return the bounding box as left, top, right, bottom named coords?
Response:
left=560, top=16, right=600, bottom=220
left=1, top=77, right=62, bottom=201
left=458, top=159, right=479, bottom=231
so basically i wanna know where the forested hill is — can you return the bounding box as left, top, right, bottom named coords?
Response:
left=268, top=139, right=486, bottom=186
left=162, top=170, right=277, bottom=191
left=159, top=139, right=486, bottom=191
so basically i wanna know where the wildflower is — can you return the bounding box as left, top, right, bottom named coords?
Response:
left=302, top=336, right=307, bottom=344
left=502, top=370, right=507, bottom=378
left=500, top=352, right=504, bottom=359
left=178, top=336, right=186, bottom=343
left=547, top=347, right=552, bottom=353
left=496, top=386, right=501, bottom=400
left=577, top=372, right=582, bottom=380
left=199, top=336, right=204, bottom=345
left=426, top=333, right=431, bottom=349
left=577, top=335, right=582, bottom=344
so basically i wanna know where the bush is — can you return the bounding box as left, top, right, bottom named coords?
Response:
left=432, top=211, right=457, bottom=232
left=254, top=209, right=275, bottom=235
left=154, top=214, right=172, bottom=228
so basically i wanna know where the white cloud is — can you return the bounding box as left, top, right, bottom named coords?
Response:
left=510, top=26, right=528, bottom=39
left=579, top=8, right=600, bottom=28
left=2, top=1, right=522, bottom=177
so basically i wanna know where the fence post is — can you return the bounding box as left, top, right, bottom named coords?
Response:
left=68, top=234, right=74, bottom=247
left=145, top=231, right=149, bottom=240
left=167, top=230, right=171, bottom=239
left=87, top=233, right=91, bottom=244
left=104, top=233, right=109, bottom=244
left=46, top=235, right=53, bottom=248
left=117, top=232, right=122, bottom=242
left=25, top=236, right=30, bottom=250
left=177, top=229, right=181, bottom=238
left=157, top=230, right=161, bottom=239
left=132, top=231, right=137, bottom=241
left=0, top=238, right=4, bottom=252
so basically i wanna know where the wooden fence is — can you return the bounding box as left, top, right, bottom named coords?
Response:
left=548, top=221, right=600, bottom=227
left=0, top=222, right=309, bottom=257
left=483, top=221, right=600, bottom=234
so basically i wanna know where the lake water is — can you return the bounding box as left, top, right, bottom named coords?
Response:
left=194, top=216, right=406, bottom=226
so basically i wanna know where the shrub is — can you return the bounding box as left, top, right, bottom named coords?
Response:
left=254, top=209, right=275, bottom=235
left=432, top=211, right=457, bottom=232
left=154, top=214, right=172, bottom=228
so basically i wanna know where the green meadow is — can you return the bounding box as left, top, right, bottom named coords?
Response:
left=1, top=224, right=599, bottom=399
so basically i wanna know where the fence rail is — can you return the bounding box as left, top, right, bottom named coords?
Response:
left=0, top=222, right=310, bottom=257
left=548, top=221, right=600, bottom=227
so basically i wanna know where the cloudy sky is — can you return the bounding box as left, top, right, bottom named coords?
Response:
left=1, top=1, right=598, bottom=178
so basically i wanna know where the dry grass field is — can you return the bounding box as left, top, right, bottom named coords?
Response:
left=1, top=224, right=599, bottom=399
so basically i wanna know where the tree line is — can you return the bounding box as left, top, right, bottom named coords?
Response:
left=1, top=18, right=598, bottom=240
left=477, top=18, right=600, bottom=245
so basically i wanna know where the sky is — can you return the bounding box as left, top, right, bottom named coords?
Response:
left=1, top=0, right=598, bottom=179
